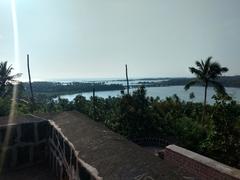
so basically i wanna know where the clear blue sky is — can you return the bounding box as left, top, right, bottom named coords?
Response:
left=0, top=0, right=240, bottom=81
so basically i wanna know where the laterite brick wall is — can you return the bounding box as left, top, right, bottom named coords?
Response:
left=48, top=121, right=102, bottom=180
left=165, top=145, right=240, bottom=180
left=0, top=118, right=102, bottom=180
left=0, top=120, right=49, bottom=171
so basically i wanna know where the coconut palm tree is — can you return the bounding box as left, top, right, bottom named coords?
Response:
left=0, top=61, right=21, bottom=97
left=184, top=57, right=228, bottom=121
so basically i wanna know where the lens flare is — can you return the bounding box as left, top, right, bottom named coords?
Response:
left=0, top=0, right=20, bottom=172
left=9, top=0, right=20, bottom=122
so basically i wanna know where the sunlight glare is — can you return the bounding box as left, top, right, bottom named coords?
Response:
left=0, top=0, right=20, bottom=173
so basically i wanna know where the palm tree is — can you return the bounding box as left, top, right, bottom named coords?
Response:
left=0, top=61, right=21, bottom=97
left=184, top=57, right=228, bottom=121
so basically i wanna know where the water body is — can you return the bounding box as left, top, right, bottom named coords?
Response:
left=59, top=86, right=240, bottom=104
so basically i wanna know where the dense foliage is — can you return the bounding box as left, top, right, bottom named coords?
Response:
left=1, top=85, right=240, bottom=168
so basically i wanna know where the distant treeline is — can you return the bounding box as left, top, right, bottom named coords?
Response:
left=23, top=82, right=124, bottom=96
left=137, top=76, right=240, bottom=88
left=22, top=76, right=240, bottom=96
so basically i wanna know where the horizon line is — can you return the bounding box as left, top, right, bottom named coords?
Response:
left=19, top=75, right=240, bottom=83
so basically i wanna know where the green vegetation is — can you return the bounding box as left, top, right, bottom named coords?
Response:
left=0, top=60, right=239, bottom=169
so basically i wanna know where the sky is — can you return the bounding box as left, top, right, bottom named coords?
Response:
left=0, top=0, right=240, bottom=81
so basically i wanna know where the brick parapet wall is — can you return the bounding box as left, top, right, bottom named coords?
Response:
left=165, top=145, right=240, bottom=180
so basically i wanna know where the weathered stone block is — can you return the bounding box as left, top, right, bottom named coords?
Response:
left=33, top=143, right=47, bottom=162
left=20, top=123, right=35, bottom=143
left=38, top=121, right=50, bottom=141
left=4, top=125, right=18, bottom=146
left=62, top=167, right=68, bottom=180
left=1, top=148, right=13, bottom=169
left=71, top=150, right=77, bottom=170
left=53, top=129, right=59, bottom=145
left=0, top=127, right=6, bottom=144
left=64, top=142, right=71, bottom=164
left=17, top=146, right=30, bottom=165
left=60, top=137, right=64, bottom=150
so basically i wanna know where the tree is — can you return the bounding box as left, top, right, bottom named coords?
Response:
left=184, top=57, right=228, bottom=122
left=119, top=86, right=159, bottom=138
left=200, top=97, right=240, bottom=168
left=0, top=61, right=21, bottom=97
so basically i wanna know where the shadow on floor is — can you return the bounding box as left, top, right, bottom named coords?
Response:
left=0, top=163, right=56, bottom=180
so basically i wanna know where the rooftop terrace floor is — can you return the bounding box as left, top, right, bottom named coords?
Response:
left=40, top=111, right=195, bottom=179
left=0, top=111, right=196, bottom=179
left=0, top=163, right=56, bottom=180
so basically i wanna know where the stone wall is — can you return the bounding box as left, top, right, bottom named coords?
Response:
left=0, top=118, right=102, bottom=180
left=0, top=120, right=49, bottom=171
left=48, top=120, right=102, bottom=180
left=165, top=145, right=240, bottom=180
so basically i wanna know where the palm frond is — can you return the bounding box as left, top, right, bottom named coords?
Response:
left=221, top=67, right=228, bottom=73
left=195, top=61, right=204, bottom=71
left=184, top=79, right=199, bottom=90
left=209, top=62, right=228, bottom=78
left=6, top=64, right=13, bottom=71
left=201, top=60, right=205, bottom=68
left=203, top=57, right=212, bottom=74
left=0, top=61, right=20, bottom=91
left=209, top=80, right=227, bottom=95
left=209, top=62, right=222, bottom=77
left=189, top=67, right=203, bottom=78
left=206, top=56, right=212, bottom=64
left=210, top=62, right=221, bottom=69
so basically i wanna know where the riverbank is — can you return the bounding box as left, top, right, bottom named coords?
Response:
left=59, top=86, right=240, bottom=104
left=23, top=76, right=240, bottom=100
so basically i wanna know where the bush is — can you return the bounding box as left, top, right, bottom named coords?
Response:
left=201, top=99, right=240, bottom=168
left=175, top=117, right=207, bottom=152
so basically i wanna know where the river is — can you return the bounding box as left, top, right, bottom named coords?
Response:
left=59, top=86, right=240, bottom=104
